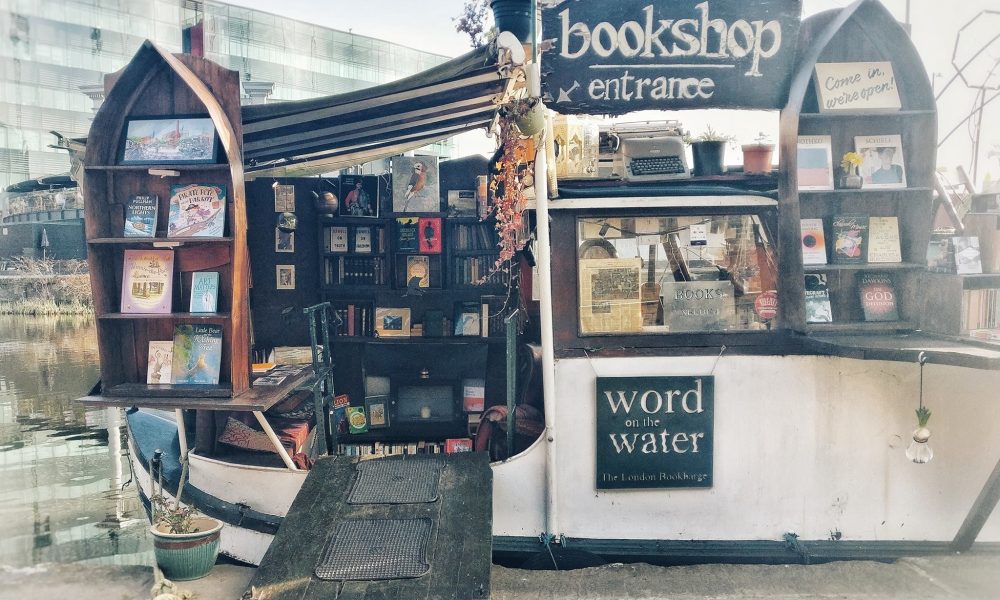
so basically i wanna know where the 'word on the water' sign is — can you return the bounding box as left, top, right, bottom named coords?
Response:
left=540, top=0, right=801, bottom=115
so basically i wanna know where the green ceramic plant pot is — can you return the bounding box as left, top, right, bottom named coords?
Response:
left=150, top=517, right=223, bottom=581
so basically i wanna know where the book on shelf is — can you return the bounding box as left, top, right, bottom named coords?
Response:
left=251, top=362, right=275, bottom=374
left=831, top=214, right=868, bottom=264
left=339, top=174, right=379, bottom=217
left=796, top=136, right=834, bottom=190
left=858, top=272, right=899, bottom=322
left=346, top=406, right=368, bottom=434
left=452, top=221, right=499, bottom=251
left=324, top=256, right=387, bottom=286
left=963, top=289, right=1000, bottom=332
left=854, top=135, right=907, bottom=189
left=804, top=273, right=833, bottom=323
left=468, top=413, right=482, bottom=437
left=418, top=217, right=442, bottom=253
left=454, top=301, right=482, bottom=336
left=406, top=255, right=430, bottom=288
left=395, top=217, right=419, bottom=253
left=423, top=309, right=445, bottom=337
left=124, top=194, right=159, bottom=237
left=171, top=323, right=223, bottom=385
left=866, top=216, right=902, bottom=263
left=167, top=183, right=226, bottom=237
left=354, top=226, right=372, bottom=254
left=146, top=341, right=173, bottom=384
left=926, top=238, right=955, bottom=273
left=120, top=248, right=174, bottom=313
left=453, top=256, right=504, bottom=286
left=800, top=218, right=827, bottom=265
left=392, top=155, right=440, bottom=213
left=952, top=236, right=983, bottom=274
left=447, top=190, right=477, bottom=217
left=327, top=226, right=348, bottom=253
left=462, top=378, right=486, bottom=412
left=365, top=395, right=389, bottom=428
left=189, top=271, right=219, bottom=313
left=332, top=393, right=351, bottom=434
left=445, top=437, right=473, bottom=453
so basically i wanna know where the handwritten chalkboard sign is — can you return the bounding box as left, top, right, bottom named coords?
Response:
left=596, top=376, right=714, bottom=489
left=540, top=0, right=801, bottom=115
left=813, top=62, right=902, bottom=113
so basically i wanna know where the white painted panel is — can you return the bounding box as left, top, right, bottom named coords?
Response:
left=492, top=436, right=547, bottom=537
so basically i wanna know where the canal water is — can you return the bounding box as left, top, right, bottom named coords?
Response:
left=0, top=315, right=152, bottom=567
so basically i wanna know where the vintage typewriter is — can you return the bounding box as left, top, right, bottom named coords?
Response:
left=601, top=120, right=691, bottom=182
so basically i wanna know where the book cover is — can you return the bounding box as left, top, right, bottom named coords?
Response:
left=831, top=214, right=868, bottom=264
left=926, top=239, right=955, bottom=273
left=454, top=301, right=481, bottom=336
left=418, top=217, right=442, bottom=253
left=167, top=184, right=226, bottom=237
left=365, top=396, right=389, bottom=428
left=445, top=438, right=473, bottom=453
left=858, top=272, right=899, bottom=321
left=346, top=406, right=369, bottom=434
left=189, top=271, right=219, bottom=313
left=395, top=217, right=419, bottom=252
left=121, top=249, right=174, bottom=313
left=804, top=273, right=833, bottom=323
left=800, top=218, right=827, bottom=265
left=854, top=135, right=907, bottom=189
left=329, top=226, right=348, bottom=253
left=339, top=174, right=378, bottom=217
left=354, top=227, right=372, bottom=254
left=447, top=190, right=478, bottom=217
left=406, top=255, right=430, bottom=288
left=392, top=155, right=440, bottom=213
left=332, top=393, right=351, bottom=434
left=124, top=194, right=159, bottom=237
left=952, top=236, right=983, bottom=274
left=462, top=378, right=486, bottom=412
left=171, top=323, right=223, bottom=385
left=796, top=136, right=834, bottom=190
left=146, top=341, right=173, bottom=384
left=867, top=216, right=902, bottom=263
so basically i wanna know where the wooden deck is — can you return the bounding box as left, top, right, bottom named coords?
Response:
left=246, top=452, right=493, bottom=599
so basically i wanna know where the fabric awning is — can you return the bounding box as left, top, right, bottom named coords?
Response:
left=241, top=36, right=524, bottom=177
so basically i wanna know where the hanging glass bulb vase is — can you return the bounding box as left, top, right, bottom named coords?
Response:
left=905, top=352, right=933, bottom=464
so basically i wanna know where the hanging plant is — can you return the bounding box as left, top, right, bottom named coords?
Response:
left=485, top=102, right=534, bottom=281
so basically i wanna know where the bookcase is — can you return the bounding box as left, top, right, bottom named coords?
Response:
left=82, top=42, right=250, bottom=397
left=779, top=0, right=936, bottom=333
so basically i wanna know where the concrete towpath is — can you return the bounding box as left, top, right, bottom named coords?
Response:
left=3, top=553, right=1000, bottom=599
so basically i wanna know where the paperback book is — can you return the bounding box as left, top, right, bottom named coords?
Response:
left=444, top=438, right=473, bottom=453
left=800, top=218, right=827, bottom=265
left=926, top=239, right=955, bottom=273
left=346, top=406, right=369, bottom=434
left=354, top=227, right=372, bottom=254
left=124, top=194, right=159, bottom=237
left=804, top=273, right=833, bottom=323
left=854, top=135, right=907, bottom=189
left=167, top=184, right=226, bottom=237
left=866, top=216, right=902, bottom=263
left=462, top=378, right=486, bottom=412
left=831, top=214, right=868, bottom=264
left=189, top=271, right=219, bottom=312
left=418, top=217, right=442, bottom=254
left=121, top=249, right=174, bottom=313
left=454, top=301, right=482, bottom=336
left=171, top=323, right=223, bottom=385
left=328, top=226, right=348, bottom=253
left=952, top=236, right=983, bottom=274
left=395, top=217, right=419, bottom=252
left=796, top=136, right=834, bottom=190
left=146, top=341, right=173, bottom=384
left=447, top=190, right=478, bottom=217
left=858, top=272, right=899, bottom=322
left=406, top=255, right=430, bottom=288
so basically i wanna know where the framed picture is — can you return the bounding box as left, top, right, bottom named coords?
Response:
left=392, top=156, right=440, bottom=213
left=275, top=228, right=294, bottom=253
left=276, top=264, right=295, bottom=290
left=273, top=184, right=295, bottom=212
left=854, top=134, right=907, bottom=189
left=339, top=175, right=379, bottom=217
left=375, top=307, right=411, bottom=337
left=365, top=396, right=390, bottom=429
left=119, top=115, right=218, bottom=165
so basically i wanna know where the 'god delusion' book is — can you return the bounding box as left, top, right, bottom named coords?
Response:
left=171, top=323, right=223, bottom=385
left=121, top=249, right=174, bottom=313
left=168, top=183, right=226, bottom=237
left=123, top=194, right=158, bottom=237
left=858, top=272, right=899, bottom=322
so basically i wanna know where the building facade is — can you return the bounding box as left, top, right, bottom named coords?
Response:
left=0, top=0, right=452, bottom=190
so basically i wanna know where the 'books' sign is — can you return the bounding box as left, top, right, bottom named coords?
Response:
left=541, top=0, right=801, bottom=115
left=596, top=376, right=714, bottom=489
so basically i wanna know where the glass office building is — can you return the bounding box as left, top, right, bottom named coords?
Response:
left=0, top=0, right=451, bottom=190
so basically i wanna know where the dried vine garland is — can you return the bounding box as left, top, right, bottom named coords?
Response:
left=486, top=110, right=531, bottom=281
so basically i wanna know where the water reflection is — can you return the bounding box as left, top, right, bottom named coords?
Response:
left=0, top=315, right=152, bottom=567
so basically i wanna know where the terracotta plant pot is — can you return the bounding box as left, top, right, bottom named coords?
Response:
left=690, top=141, right=727, bottom=177
left=742, top=144, right=774, bottom=174
left=150, top=517, right=223, bottom=581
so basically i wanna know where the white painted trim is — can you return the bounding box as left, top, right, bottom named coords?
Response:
left=252, top=410, right=298, bottom=471
left=532, top=195, right=777, bottom=210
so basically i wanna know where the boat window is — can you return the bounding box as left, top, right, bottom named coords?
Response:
left=576, top=214, right=778, bottom=335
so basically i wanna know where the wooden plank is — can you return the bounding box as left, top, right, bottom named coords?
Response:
left=952, top=456, right=1000, bottom=551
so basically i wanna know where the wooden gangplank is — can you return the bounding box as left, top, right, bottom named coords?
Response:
left=247, top=452, right=492, bottom=599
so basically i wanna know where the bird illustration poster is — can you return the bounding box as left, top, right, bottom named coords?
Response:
left=392, top=156, right=440, bottom=213
left=171, top=324, right=223, bottom=385
left=167, top=184, right=226, bottom=237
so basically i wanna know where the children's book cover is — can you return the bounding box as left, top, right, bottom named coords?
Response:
left=189, top=271, right=220, bottom=313
left=171, top=324, right=223, bottom=385
left=146, top=341, right=173, bottom=384
left=121, top=249, right=174, bottom=313
left=168, top=184, right=226, bottom=237
left=124, top=194, right=159, bottom=237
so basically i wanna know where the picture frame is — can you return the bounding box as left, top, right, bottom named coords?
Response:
left=854, top=134, right=907, bottom=189
left=365, top=396, right=390, bottom=429
left=275, top=228, right=294, bottom=253
left=273, top=184, right=295, bottom=212
left=392, top=155, right=440, bottom=213
left=276, top=264, right=295, bottom=290
left=339, top=175, right=379, bottom=218
left=119, top=115, right=219, bottom=165
left=375, top=307, right=411, bottom=337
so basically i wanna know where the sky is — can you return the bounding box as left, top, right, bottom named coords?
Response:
left=226, top=0, right=1000, bottom=187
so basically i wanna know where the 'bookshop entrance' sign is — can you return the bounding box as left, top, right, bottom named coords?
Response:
left=541, top=0, right=801, bottom=114
left=596, top=376, right=714, bottom=489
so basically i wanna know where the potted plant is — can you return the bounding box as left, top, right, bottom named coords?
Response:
left=742, top=131, right=775, bottom=174
left=149, top=453, right=222, bottom=581
left=687, top=126, right=734, bottom=177
left=489, top=0, right=533, bottom=43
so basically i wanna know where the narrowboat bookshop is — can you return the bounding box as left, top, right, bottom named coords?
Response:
left=77, top=0, right=1000, bottom=588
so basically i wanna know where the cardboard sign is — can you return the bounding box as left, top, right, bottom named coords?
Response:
left=813, top=62, right=901, bottom=113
